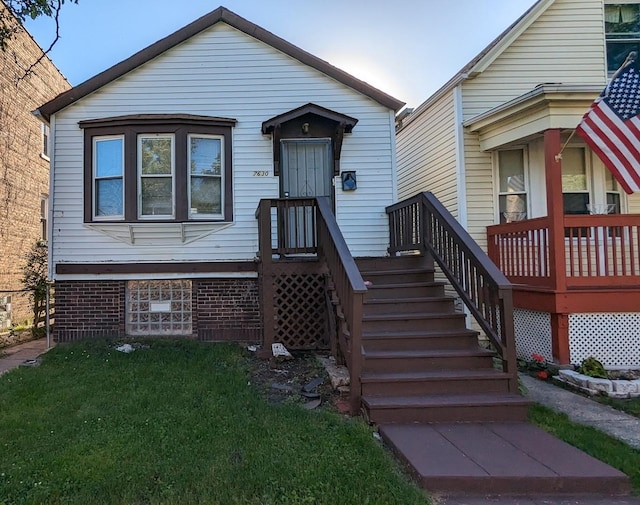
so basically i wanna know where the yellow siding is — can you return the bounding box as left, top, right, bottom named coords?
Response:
left=463, top=131, right=494, bottom=250
left=462, top=0, right=606, bottom=121
left=396, top=90, right=459, bottom=217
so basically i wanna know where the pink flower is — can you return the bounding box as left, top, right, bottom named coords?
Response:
left=537, top=371, right=548, bottom=380
left=531, top=353, right=545, bottom=363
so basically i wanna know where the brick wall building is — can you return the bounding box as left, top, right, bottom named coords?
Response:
left=0, top=4, right=70, bottom=329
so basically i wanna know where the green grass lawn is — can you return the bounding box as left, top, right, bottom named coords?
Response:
left=0, top=339, right=430, bottom=505
left=529, top=404, right=640, bottom=493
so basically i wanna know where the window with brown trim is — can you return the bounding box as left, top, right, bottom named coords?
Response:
left=80, top=115, right=235, bottom=223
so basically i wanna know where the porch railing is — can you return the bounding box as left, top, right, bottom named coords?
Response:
left=256, top=197, right=366, bottom=414
left=488, top=214, right=640, bottom=289
left=386, top=192, right=518, bottom=389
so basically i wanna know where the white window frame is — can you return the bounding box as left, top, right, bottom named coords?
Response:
left=187, top=134, right=224, bottom=220
left=93, top=135, right=125, bottom=221
left=41, top=123, right=50, bottom=160
left=495, top=147, right=530, bottom=223
left=137, top=134, right=175, bottom=220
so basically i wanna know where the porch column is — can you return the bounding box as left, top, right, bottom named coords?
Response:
left=544, top=129, right=570, bottom=364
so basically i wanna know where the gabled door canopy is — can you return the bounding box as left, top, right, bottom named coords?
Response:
left=262, top=103, right=358, bottom=175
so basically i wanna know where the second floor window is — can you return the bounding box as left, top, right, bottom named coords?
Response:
left=605, top=3, right=640, bottom=75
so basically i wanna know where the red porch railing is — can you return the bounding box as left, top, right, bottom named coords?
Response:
left=488, top=214, right=640, bottom=288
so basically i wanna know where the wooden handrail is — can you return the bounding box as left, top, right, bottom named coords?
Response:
left=387, top=192, right=518, bottom=391
left=315, top=197, right=366, bottom=415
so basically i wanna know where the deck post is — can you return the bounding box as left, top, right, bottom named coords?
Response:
left=544, top=129, right=570, bottom=363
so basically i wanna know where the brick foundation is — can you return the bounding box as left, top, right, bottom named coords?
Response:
left=53, top=278, right=262, bottom=342
left=54, top=281, right=125, bottom=342
left=195, top=278, right=261, bottom=342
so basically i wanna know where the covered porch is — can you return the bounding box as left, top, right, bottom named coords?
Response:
left=466, top=86, right=640, bottom=367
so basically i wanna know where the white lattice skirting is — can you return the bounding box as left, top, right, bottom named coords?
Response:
left=514, top=309, right=640, bottom=367
left=569, top=313, right=640, bottom=368
left=514, top=309, right=553, bottom=362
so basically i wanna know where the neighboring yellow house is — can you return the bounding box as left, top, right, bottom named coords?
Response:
left=396, top=0, right=640, bottom=368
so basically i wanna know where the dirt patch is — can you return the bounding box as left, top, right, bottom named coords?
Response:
left=246, top=349, right=347, bottom=413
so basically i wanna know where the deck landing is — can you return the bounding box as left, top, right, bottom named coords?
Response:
left=379, top=422, right=631, bottom=495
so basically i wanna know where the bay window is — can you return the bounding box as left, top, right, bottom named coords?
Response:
left=80, top=115, right=235, bottom=223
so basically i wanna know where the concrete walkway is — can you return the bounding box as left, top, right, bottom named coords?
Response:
left=520, top=374, right=640, bottom=450
left=0, top=337, right=54, bottom=375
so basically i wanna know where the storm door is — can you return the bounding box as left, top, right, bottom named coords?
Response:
left=280, top=139, right=332, bottom=250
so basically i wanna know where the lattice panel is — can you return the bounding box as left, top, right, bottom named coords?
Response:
left=569, top=313, right=640, bottom=367
left=514, top=309, right=553, bottom=362
left=273, top=273, right=329, bottom=350
left=127, top=280, right=192, bottom=336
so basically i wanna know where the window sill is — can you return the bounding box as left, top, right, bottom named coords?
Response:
left=85, top=221, right=233, bottom=245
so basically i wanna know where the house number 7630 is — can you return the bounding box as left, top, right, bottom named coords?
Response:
left=253, top=171, right=270, bottom=177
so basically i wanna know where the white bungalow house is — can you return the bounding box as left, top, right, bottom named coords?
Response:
left=396, top=0, right=640, bottom=368
left=37, top=6, right=403, bottom=345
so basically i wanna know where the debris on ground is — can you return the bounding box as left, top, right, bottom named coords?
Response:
left=248, top=350, right=346, bottom=412
left=116, top=344, right=134, bottom=353
left=271, top=343, right=292, bottom=359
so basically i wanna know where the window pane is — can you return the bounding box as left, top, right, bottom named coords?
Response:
left=96, top=179, right=123, bottom=216
left=607, top=192, right=621, bottom=214
left=190, top=177, right=221, bottom=214
left=561, top=148, right=587, bottom=191
left=141, top=178, right=172, bottom=216
left=499, top=194, right=527, bottom=222
left=95, top=138, right=123, bottom=177
left=605, top=169, right=619, bottom=192
left=563, top=193, right=589, bottom=215
left=141, top=137, right=172, bottom=175
left=190, top=137, right=221, bottom=175
left=498, top=150, right=525, bottom=193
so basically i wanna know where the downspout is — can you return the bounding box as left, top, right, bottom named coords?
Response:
left=453, top=84, right=468, bottom=227
left=46, top=114, right=55, bottom=282
left=388, top=109, right=398, bottom=203
left=453, top=83, right=471, bottom=325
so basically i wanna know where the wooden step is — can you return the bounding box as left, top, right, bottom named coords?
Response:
left=361, top=328, right=479, bottom=351
left=362, top=312, right=467, bottom=332
left=356, top=255, right=432, bottom=271
left=361, top=369, right=513, bottom=397
left=379, top=423, right=632, bottom=495
left=360, top=269, right=433, bottom=285
left=363, top=393, right=530, bottom=423
left=363, top=296, right=455, bottom=314
left=362, top=348, right=495, bottom=373
left=364, top=281, right=446, bottom=299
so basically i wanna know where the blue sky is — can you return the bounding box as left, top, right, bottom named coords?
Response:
left=25, top=0, right=536, bottom=109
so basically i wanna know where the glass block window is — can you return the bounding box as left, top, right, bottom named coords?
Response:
left=127, top=280, right=192, bottom=335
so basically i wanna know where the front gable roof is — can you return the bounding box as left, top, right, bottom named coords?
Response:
left=400, top=0, right=552, bottom=128
left=37, top=6, right=404, bottom=121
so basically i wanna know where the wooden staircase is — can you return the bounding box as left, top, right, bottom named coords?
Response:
left=354, top=255, right=631, bottom=495
left=357, top=255, right=529, bottom=424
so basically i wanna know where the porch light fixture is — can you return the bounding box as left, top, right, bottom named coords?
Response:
left=301, top=122, right=310, bottom=134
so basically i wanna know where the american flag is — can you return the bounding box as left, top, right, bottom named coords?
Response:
left=575, top=59, right=640, bottom=194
